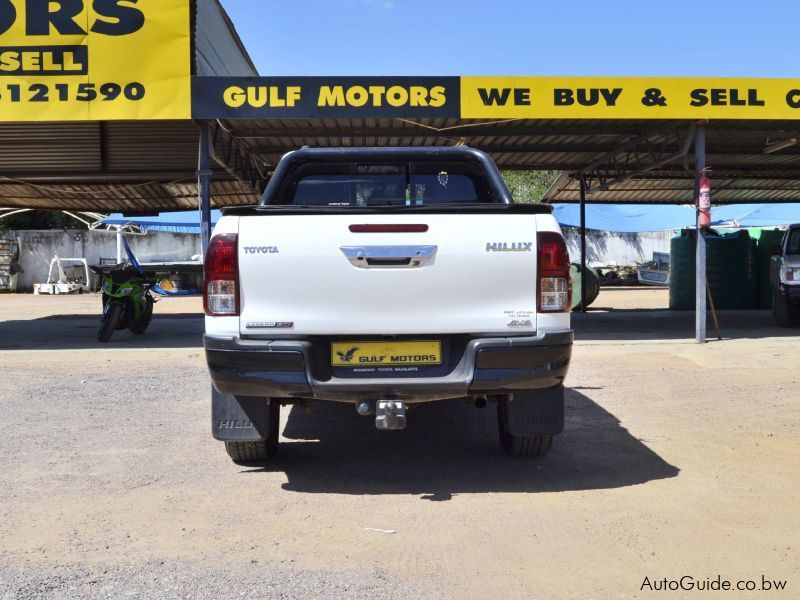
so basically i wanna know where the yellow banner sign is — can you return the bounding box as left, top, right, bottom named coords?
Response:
left=0, top=0, right=190, bottom=121
left=461, top=77, right=800, bottom=119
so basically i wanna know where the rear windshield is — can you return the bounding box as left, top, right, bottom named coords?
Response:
left=282, top=162, right=491, bottom=206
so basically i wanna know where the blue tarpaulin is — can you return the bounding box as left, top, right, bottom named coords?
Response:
left=710, top=204, right=800, bottom=228
left=100, top=210, right=221, bottom=233
left=552, top=204, right=695, bottom=232
left=553, top=203, right=800, bottom=232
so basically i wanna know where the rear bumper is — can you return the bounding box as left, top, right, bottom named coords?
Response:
left=204, top=330, right=573, bottom=402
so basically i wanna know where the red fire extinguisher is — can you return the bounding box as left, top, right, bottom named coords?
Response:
left=698, top=173, right=711, bottom=228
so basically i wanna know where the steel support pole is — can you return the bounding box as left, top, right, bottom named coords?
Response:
left=198, top=121, right=213, bottom=258
left=579, top=176, right=587, bottom=313
left=695, top=125, right=707, bottom=344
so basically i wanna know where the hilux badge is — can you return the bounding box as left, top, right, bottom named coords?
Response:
left=486, top=242, right=533, bottom=252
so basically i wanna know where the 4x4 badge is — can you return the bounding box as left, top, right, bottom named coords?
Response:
left=507, top=319, right=532, bottom=327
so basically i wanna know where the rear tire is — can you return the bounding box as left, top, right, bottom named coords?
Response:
left=98, top=303, right=123, bottom=343
left=497, top=401, right=553, bottom=457
left=773, top=289, right=799, bottom=327
left=225, top=400, right=280, bottom=465
left=128, top=295, right=154, bottom=335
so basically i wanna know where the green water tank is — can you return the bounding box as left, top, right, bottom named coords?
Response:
left=570, top=262, right=600, bottom=311
left=669, top=229, right=757, bottom=310
left=670, top=229, right=696, bottom=310
left=754, top=229, right=784, bottom=309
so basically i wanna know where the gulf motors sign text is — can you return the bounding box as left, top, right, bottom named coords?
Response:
left=194, top=76, right=800, bottom=120
left=0, top=0, right=190, bottom=121
left=192, top=77, right=461, bottom=120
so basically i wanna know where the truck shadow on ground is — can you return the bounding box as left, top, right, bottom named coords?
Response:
left=573, top=308, right=798, bottom=342
left=251, top=389, right=679, bottom=499
left=0, top=314, right=203, bottom=350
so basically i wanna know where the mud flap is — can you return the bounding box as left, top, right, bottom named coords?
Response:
left=501, top=385, right=565, bottom=436
left=211, top=386, right=272, bottom=442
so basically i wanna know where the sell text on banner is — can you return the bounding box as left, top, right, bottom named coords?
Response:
left=0, top=0, right=191, bottom=121
left=461, top=76, right=800, bottom=119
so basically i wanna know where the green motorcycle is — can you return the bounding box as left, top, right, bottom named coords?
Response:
left=93, top=267, right=157, bottom=342
left=92, top=239, right=159, bottom=343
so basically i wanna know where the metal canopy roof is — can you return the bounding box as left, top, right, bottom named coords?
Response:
left=0, top=120, right=256, bottom=212
left=220, top=117, right=655, bottom=171
left=216, top=117, right=800, bottom=206
left=3, top=1, right=800, bottom=212
left=5, top=113, right=800, bottom=212
left=540, top=119, right=800, bottom=204
left=543, top=172, right=800, bottom=205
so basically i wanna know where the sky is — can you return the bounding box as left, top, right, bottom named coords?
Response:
left=219, top=0, right=800, bottom=77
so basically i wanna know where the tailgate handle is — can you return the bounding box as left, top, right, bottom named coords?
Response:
left=341, top=245, right=437, bottom=269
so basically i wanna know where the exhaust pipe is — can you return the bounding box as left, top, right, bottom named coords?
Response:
left=356, top=400, right=374, bottom=416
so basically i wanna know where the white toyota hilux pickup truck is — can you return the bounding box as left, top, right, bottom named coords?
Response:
left=204, top=146, right=573, bottom=465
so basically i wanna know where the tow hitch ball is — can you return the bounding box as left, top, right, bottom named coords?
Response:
left=375, top=400, right=407, bottom=430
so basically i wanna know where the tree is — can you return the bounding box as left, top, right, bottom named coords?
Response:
left=502, top=170, right=560, bottom=204
left=0, top=211, right=88, bottom=233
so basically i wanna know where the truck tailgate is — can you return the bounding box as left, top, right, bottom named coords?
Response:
left=238, top=213, right=539, bottom=336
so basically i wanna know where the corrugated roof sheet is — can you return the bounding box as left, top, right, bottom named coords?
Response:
left=6, top=117, right=800, bottom=211
left=0, top=179, right=257, bottom=212
left=544, top=175, right=800, bottom=205
left=194, top=0, right=258, bottom=77
left=222, top=117, right=800, bottom=205
left=226, top=117, right=800, bottom=168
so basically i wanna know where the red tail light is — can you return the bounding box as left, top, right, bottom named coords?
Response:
left=537, top=231, right=571, bottom=312
left=349, top=224, right=429, bottom=233
left=204, top=233, right=239, bottom=316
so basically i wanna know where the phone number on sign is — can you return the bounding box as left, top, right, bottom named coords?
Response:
left=0, top=82, right=146, bottom=103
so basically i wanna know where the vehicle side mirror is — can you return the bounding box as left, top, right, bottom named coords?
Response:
left=771, top=245, right=782, bottom=256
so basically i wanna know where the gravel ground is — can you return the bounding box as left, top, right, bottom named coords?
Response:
left=0, top=349, right=437, bottom=599
left=0, top=562, right=423, bottom=600
left=0, top=291, right=797, bottom=598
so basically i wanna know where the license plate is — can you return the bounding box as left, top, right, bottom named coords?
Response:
left=331, top=341, right=442, bottom=367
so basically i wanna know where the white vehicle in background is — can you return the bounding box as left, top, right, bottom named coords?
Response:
left=771, top=223, right=800, bottom=326
left=33, top=255, right=91, bottom=295
left=636, top=251, right=670, bottom=286
left=203, top=147, right=573, bottom=465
